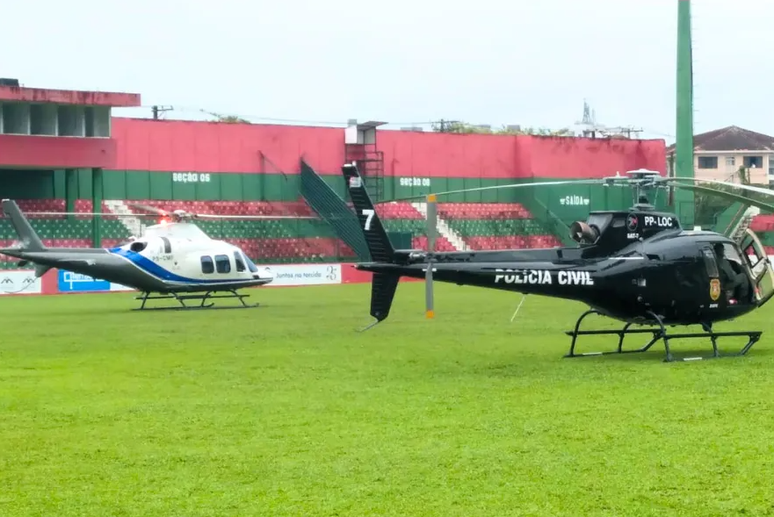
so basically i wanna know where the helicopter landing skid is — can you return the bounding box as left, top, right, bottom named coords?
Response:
left=564, top=309, right=762, bottom=363
left=132, top=290, right=259, bottom=311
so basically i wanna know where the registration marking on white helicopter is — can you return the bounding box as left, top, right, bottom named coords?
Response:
left=494, top=269, right=594, bottom=285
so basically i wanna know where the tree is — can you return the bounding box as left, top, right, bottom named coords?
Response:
left=214, top=114, right=250, bottom=124
left=737, top=165, right=750, bottom=185
left=431, top=120, right=573, bottom=136
left=202, top=110, right=251, bottom=124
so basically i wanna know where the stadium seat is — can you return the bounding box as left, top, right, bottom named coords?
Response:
left=750, top=215, right=774, bottom=233
left=0, top=197, right=567, bottom=269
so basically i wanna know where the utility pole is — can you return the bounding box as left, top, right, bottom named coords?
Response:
left=434, top=119, right=461, bottom=133
left=675, top=0, right=695, bottom=226
left=151, top=105, right=173, bottom=120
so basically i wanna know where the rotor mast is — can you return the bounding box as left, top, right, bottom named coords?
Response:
left=625, top=168, right=661, bottom=210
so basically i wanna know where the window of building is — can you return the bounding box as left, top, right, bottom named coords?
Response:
left=215, top=254, right=231, bottom=273
left=744, top=156, right=763, bottom=168
left=697, top=156, right=718, bottom=169
left=725, top=156, right=735, bottom=167
left=201, top=256, right=214, bottom=274
left=233, top=251, right=246, bottom=272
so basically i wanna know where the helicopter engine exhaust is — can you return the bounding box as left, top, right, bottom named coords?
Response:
left=569, top=221, right=599, bottom=245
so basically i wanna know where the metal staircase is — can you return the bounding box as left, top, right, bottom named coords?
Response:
left=345, top=143, right=384, bottom=202
left=104, top=199, right=144, bottom=237
left=344, top=121, right=386, bottom=202
left=411, top=202, right=469, bottom=251
left=516, top=195, right=575, bottom=246
left=731, top=206, right=760, bottom=242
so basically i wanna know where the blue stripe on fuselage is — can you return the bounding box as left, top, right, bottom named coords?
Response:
left=108, top=248, right=236, bottom=284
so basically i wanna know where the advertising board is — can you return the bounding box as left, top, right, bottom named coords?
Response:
left=109, top=283, right=135, bottom=292
left=58, top=271, right=111, bottom=292
left=263, top=264, right=341, bottom=287
left=0, top=270, right=43, bottom=295
left=0, top=262, right=410, bottom=297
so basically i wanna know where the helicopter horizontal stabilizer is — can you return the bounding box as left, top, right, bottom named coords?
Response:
left=1, top=199, right=46, bottom=252
left=34, top=264, right=52, bottom=278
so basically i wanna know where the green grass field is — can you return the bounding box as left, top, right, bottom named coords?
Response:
left=2, top=283, right=774, bottom=516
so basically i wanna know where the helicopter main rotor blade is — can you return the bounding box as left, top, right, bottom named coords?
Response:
left=128, top=203, right=170, bottom=216
left=15, top=211, right=319, bottom=220
left=665, top=177, right=774, bottom=209
left=16, top=211, right=159, bottom=217
left=666, top=181, right=774, bottom=213
left=665, top=177, right=774, bottom=197
left=192, top=214, right=318, bottom=220
left=425, top=193, right=437, bottom=319
left=392, top=177, right=624, bottom=202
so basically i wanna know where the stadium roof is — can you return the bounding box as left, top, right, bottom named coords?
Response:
left=0, top=85, right=140, bottom=107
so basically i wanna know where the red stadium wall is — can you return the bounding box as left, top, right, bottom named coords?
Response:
left=111, top=118, right=666, bottom=179
left=1, top=118, right=665, bottom=298
left=377, top=132, right=665, bottom=179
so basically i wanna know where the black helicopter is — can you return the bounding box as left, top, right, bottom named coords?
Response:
left=341, top=163, right=774, bottom=362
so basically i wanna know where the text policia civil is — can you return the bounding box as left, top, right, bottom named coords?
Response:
left=494, top=269, right=594, bottom=286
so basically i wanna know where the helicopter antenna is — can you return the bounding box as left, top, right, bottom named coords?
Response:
left=510, top=294, right=528, bottom=323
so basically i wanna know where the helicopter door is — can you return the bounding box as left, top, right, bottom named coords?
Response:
left=699, top=245, right=723, bottom=306
left=739, top=228, right=774, bottom=306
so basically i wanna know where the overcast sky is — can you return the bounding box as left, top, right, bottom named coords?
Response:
left=3, top=0, right=768, bottom=142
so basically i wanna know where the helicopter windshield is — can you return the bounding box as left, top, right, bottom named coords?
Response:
left=719, top=242, right=744, bottom=266
left=242, top=252, right=259, bottom=273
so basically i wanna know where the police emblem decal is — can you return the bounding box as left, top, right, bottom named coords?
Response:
left=710, top=278, right=721, bottom=301
left=626, top=214, right=638, bottom=231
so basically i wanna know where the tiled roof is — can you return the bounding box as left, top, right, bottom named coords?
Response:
left=666, top=126, right=774, bottom=152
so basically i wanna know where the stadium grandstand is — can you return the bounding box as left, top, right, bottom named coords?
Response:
left=0, top=81, right=691, bottom=270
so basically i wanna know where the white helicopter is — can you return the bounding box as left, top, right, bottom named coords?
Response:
left=0, top=200, right=316, bottom=310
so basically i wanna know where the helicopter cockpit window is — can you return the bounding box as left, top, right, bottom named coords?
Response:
left=233, top=251, right=246, bottom=272
left=215, top=254, right=231, bottom=274
left=160, top=236, right=172, bottom=254
left=243, top=254, right=259, bottom=273
left=719, top=242, right=745, bottom=269
left=201, top=256, right=214, bottom=274
left=701, top=248, right=719, bottom=278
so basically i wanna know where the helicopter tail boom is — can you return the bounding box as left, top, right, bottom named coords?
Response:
left=2, top=199, right=47, bottom=252
left=1, top=199, right=52, bottom=277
